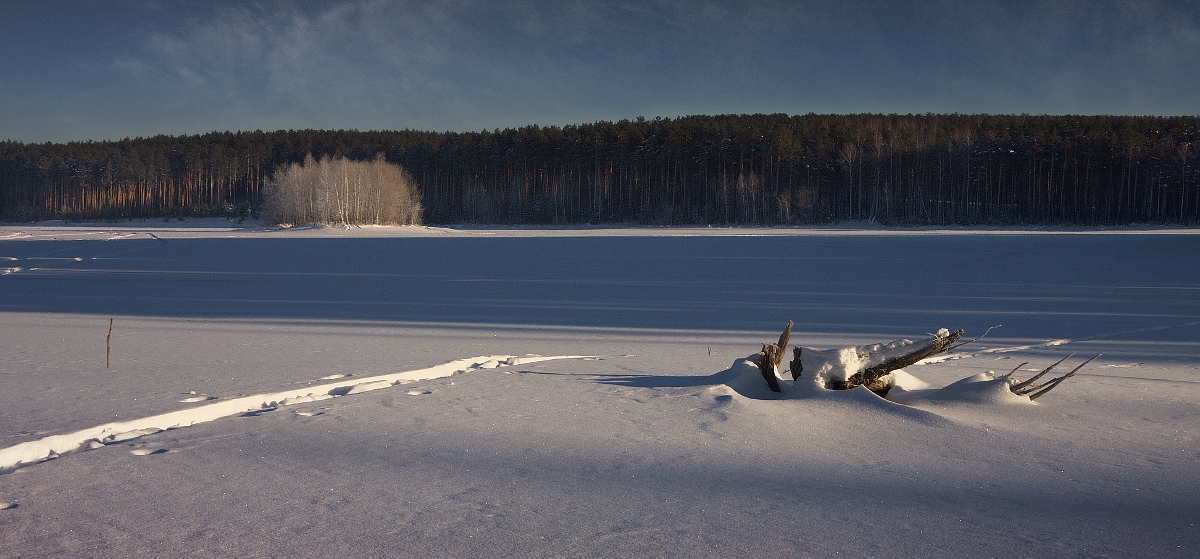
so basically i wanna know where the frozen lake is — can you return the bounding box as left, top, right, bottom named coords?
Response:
left=4, top=224, right=1198, bottom=340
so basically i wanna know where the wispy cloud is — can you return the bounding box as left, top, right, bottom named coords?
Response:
left=123, top=2, right=397, bottom=117
left=113, top=1, right=849, bottom=130
left=5, top=0, right=1196, bottom=141
left=96, top=0, right=1200, bottom=124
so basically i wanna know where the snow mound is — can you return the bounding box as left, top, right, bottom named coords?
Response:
left=728, top=349, right=1032, bottom=413
left=718, top=356, right=953, bottom=426
left=888, top=370, right=931, bottom=392
left=744, top=332, right=1039, bottom=409
left=723, top=357, right=789, bottom=400
left=889, top=372, right=1034, bottom=406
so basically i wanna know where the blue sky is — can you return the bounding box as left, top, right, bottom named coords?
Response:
left=2, top=0, right=1197, bottom=143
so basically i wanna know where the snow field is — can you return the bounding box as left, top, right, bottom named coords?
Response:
left=0, top=222, right=1197, bottom=558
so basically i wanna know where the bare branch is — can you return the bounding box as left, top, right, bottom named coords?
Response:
left=946, top=324, right=1001, bottom=351
left=1000, top=361, right=1028, bottom=379
left=1027, top=354, right=1100, bottom=401
left=1011, top=353, right=1074, bottom=393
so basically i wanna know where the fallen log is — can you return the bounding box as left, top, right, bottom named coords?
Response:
left=759, top=323, right=1095, bottom=400
left=762, top=325, right=963, bottom=396
left=827, top=328, right=962, bottom=395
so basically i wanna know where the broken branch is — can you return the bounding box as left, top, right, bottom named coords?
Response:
left=1025, top=354, right=1100, bottom=401
left=1000, top=362, right=1029, bottom=380
left=1010, top=353, right=1074, bottom=393
left=755, top=321, right=792, bottom=393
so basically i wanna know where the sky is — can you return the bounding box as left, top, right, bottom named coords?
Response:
left=2, top=0, right=1198, bottom=143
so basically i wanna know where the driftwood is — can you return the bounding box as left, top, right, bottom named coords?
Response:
left=758, top=323, right=1096, bottom=400
left=828, top=328, right=963, bottom=395
left=755, top=321, right=792, bottom=392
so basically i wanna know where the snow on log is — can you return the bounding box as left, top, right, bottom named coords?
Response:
left=759, top=323, right=1096, bottom=401
left=832, top=328, right=963, bottom=394
left=790, top=328, right=962, bottom=397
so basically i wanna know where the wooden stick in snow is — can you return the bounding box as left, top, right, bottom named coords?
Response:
left=1000, top=362, right=1029, bottom=379
left=106, top=318, right=113, bottom=369
left=1010, top=353, right=1074, bottom=393
left=1025, top=354, right=1101, bottom=401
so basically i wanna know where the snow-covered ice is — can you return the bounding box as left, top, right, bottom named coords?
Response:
left=1, top=220, right=1197, bottom=557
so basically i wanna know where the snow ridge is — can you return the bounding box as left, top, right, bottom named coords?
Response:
left=0, top=354, right=589, bottom=474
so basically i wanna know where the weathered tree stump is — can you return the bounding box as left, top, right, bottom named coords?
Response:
left=755, top=321, right=792, bottom=392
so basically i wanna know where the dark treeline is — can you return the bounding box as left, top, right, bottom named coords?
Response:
left=2, top=114, right=1197, bottom=225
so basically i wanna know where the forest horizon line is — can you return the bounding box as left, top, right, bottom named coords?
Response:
left=3, top=113, right=1197, bottom=226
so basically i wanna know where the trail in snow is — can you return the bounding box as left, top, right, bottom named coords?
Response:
left=0, top=354, right=590, bottom=474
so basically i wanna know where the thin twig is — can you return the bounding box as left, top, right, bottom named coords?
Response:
left=1000, top=361, right=1029, bottom=379
left=947, top=324, right=1001, bottom=351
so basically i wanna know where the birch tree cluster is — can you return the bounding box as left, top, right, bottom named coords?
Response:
left=261, top=154, right=421, bottom=226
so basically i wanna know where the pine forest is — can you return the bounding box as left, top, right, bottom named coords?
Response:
left=1, top=113, right=1196, bottom=226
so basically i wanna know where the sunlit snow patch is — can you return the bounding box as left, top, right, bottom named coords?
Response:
left=0, top=354, right=590, bottom=474
left=888, top=372, right=1033, bottom=406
